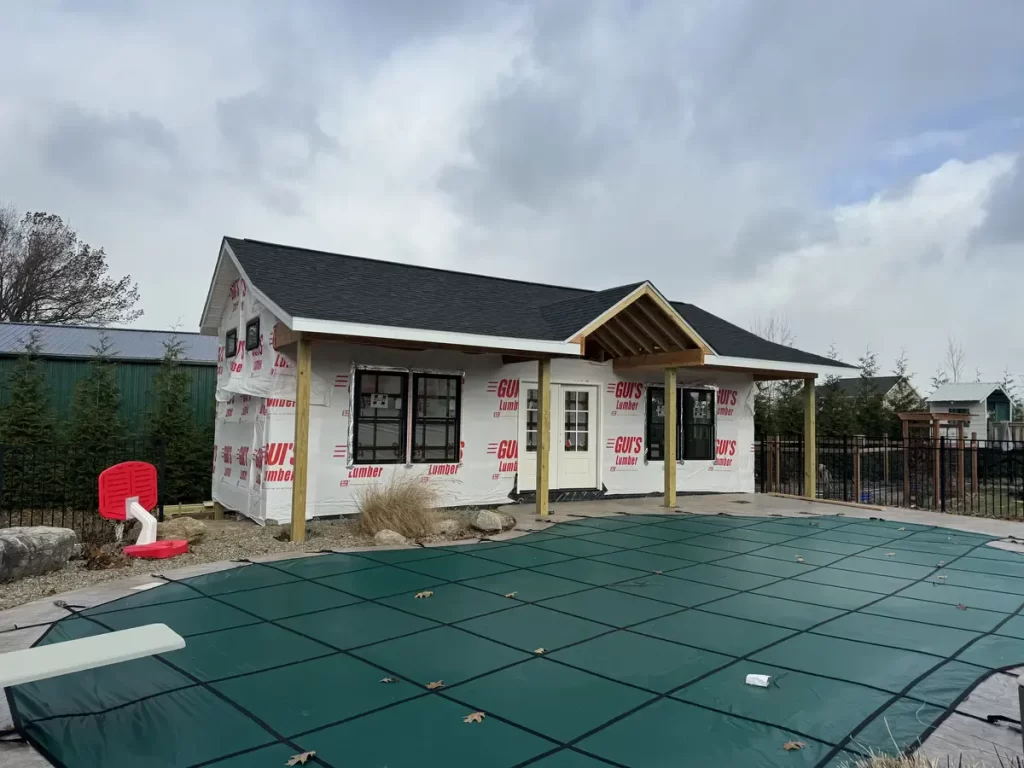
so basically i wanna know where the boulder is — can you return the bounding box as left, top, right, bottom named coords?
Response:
left=158, top=517, right=207, bottom=544
left=471, top=510, right=516, bottom=534
left=374, top=529, right=408, bottom=546
left=432, top=518, right=461, bottom=536
left=0, top=527, right=78, bottom=582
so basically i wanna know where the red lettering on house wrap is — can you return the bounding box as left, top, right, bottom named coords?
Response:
left=348, top=466, right=384, bottom=479
left=427, top=464, right=459, bottom=476
left=713, top=439, right=737, bottom=467
left=487, top=440, right=518, bottom=474
left=607, top=436, right=642, bottom=469
left=265, top=443, right=294, bottom=466
left=717, top=389, right=738, bottom=417
left=608, top=381, right=643, bottom=414
left=488, top=379, right=520, bottom=417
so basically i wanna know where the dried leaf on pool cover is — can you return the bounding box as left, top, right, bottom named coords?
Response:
left=534, top=648, right=546, bottom=654
left=653, top=570, right=663, bottom=575
left=379, top=677, right=397, bottom=684
left=286, top=752, right=316, bottom=766
left=886, top=552, right=896, bottom=557
left=782, top=741, right=805, bottom=751
left=957, top=603, right=968, bottom=611
left=463, top=711, right=486, bottom=724
left=504, top=592, right=518, bottom=598
left=795, top=556, right=805, bottom=563
left=426, top=680, right=444, bottom=689
left=415, top=591, right=434, bottom=599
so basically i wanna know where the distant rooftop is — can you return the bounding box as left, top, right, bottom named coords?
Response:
left=0, top=323, right=218, bottom=364
left=927, top=382, right=1007, bottom=403
left=816, top=375, right=904, bottom=398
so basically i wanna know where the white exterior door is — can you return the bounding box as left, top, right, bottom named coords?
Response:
left=518, top=383, right=598, bottom=491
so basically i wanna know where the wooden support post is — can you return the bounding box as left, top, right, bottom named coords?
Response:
left=932, top=420, right=940, bottom=511
left=536, top=359, right=551, bottom=517
left=957, top=423, right=965, bottom=502
left=803, top=380, right=816, bottom=500
left=902, top=420, right=910, bottom=506
left=971, top=432, right=979, bottom=495
left=852, top=436, right=862, bottom=504
left=664, top=367, right=677, bottom=507
left=290, top=336, right=312, bottom=543
left=213, top=502, right=225, bottom=521
left=765, top=437, right=774, bottom=493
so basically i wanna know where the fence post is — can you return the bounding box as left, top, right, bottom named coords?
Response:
left=902, top=421, right=911, bottom=507
left=157, top=438, right=167, bottom=522
left=883, top=436, right=890, bottom=486
left=971, top=432, right=979, bottom=495
left=773, top=436, right=781, bottom=493
left=932, top=421, right=941, bottom=511
left=939, top=436, right=946, bottom=513
left=853, top=436, right=862, bottom=504
left=957, top=429, right=965, bottom=507
left=758, top=437, right=766, bottom=493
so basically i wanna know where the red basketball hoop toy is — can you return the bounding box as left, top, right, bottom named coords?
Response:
left=98, top=461, right=188, bottom=559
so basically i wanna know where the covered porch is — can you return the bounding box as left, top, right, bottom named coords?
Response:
left=272, top=282, right=823, bottom=542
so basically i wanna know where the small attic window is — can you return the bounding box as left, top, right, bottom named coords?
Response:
left=225, top=329, right=237, bottom=358
left=245, top=317, right=260, bottom=351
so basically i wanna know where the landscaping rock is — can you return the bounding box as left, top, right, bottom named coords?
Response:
left=374, top=529, right=408, bottom=546
left=0, top=527, right=78, bottom=583
left=471, top=510, right=516, bottom=533
left=158, top=517, right=207, bottom=544
left=432, top=518, right=461, bottom=536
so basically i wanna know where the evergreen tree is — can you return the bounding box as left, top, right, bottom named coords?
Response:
left=148, top=335, right=207, bottom=504
left=68, top=335, right=125, bottom=507
left=854, top=347, right=888, bottom=436
left=0, top=331, right=53, bottom=444
left=886, top=350, right=925, bottom=436
left=1000, top=367, right=1023, bottom=420
left=0, top=331, right=55, bottom=509
left=817, top=343, right=855, bottom=436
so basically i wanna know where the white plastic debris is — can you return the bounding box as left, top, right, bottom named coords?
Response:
left=745, top=674, right=771, bottom=688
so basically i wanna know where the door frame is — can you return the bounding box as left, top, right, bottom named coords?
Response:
left=517, top=380, right=602, bottom=491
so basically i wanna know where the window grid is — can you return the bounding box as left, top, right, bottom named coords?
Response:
left=352, top=371, right=408, bottom=464
left=245, top=318, right=260, bottom=351
left=411, top=374, right=461, bottom=463
left=526, top=389, right=538, bottom=452
left=225, top=329, right=237, bottom=358
left=563, top=390, right=590, bottom=451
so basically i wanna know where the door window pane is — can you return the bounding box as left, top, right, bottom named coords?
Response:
left=563, top=388, right=590, bottom=453
left=526, top=388, right=538, bottom=452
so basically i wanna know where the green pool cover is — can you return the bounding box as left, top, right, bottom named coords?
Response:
left=9, top=513, right=1024, bottom=768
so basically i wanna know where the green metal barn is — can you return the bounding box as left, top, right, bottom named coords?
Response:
left=0, top=323, right=217, bottom=434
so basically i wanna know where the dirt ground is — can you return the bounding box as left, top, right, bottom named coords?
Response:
left=0, top=511, right=482, bottom=611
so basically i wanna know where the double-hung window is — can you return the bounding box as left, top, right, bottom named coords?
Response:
left=352, top=369, right=462, bottom=464
left=644, top=386, right=716, bottom=461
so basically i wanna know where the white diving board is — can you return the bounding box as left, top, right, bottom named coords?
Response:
left=0, top=623, right=185, bottom=688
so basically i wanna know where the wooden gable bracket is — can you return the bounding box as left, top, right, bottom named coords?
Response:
left=613, top=348, right=705, bottom=371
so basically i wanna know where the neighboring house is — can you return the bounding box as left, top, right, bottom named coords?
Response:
left=201, top=237, right=853, bottom=524
left=926, top=382, right=1014, bottom=442
left=0, top=323, right=218, bottom=434
left=815, top=375, right=918, bottom=406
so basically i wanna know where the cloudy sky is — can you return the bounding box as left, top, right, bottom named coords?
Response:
left=2, top=1, right=1023, bottom=390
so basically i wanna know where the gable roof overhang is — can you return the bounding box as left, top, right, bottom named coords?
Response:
left=202, top=240, right=582, bottom=356
left=201, top=237, right=861, bottom=376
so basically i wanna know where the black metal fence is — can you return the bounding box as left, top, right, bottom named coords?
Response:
left=756, top=435, right=1024, bottom=518
left=0, top=438, right=167, bottom=535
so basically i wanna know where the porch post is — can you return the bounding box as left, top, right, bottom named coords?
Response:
left=536, top=358, right=552, bottom=517
left=290, top=335, right=312, bottom=542
left=664, top=367, right=677, bottom=507
left=803, top=378, right=816, bottom=500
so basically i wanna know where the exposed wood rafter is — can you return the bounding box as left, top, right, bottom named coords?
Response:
left=632, top=299, right=695, bottom=351
left=613, top=348, right=705, bottom=371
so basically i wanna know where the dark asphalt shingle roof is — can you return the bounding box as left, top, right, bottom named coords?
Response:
left=0, top=323, right=218, bottom=363
left=225, top=237, right=849, bottom=369
left=816, top=376, right=903, bottom=398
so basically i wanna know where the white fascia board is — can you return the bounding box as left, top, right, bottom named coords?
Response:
left=198, top=241, right=231, bottom=335
left=703, top=354, right=857, bottom=379
left=292, top=316, right=581, bottom=356
left=220, top=241, right=296, bottom=330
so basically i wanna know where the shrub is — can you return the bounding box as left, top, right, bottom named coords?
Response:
left=355, top=475, right=440, bottom=539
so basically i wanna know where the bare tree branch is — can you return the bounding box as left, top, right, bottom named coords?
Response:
left=944, top=335, right=966, bottom=383
left=0, top=205, right=141, bottom=325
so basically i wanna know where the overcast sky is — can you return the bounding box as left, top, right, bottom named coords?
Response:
left=2, top=1, right=1023, bottom=390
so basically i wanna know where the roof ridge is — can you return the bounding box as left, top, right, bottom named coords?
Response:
left=233, top=237, right=604, bottom=297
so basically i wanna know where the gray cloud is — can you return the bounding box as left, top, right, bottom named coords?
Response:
left=977, top=155, right=1024, bottom=246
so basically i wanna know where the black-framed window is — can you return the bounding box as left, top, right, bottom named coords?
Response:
left=245, top=317, right=260, bottom=351
left=352, top=370, right=408, bottom=464
left=645, top=387, right=678, bottom=461
left=225, top=329, right=238, bottom=358
left=682, top=388, right=715, bottom=460
left=412, top=374, right=461, bottom=463
left=645, top=386, right=716, bottom=461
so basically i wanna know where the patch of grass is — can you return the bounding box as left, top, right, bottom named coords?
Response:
left=355, top=475, right=441, bottom=540
left=848, top=752, right=1023, bottom=767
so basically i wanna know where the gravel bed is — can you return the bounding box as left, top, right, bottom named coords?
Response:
left=1, top=513, right=483, bottom=611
